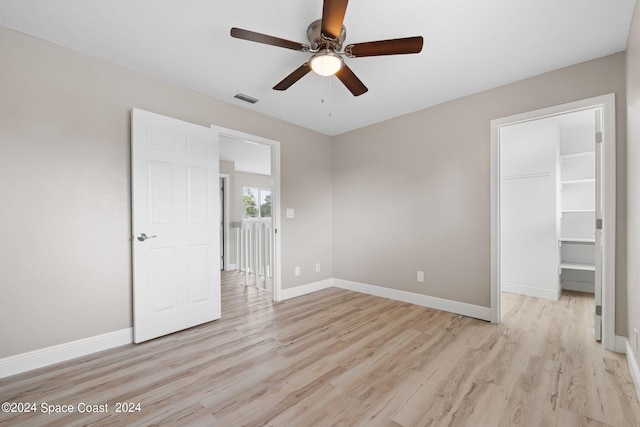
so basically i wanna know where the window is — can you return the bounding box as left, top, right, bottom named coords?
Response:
left=243, top=187, right=271, bottom=219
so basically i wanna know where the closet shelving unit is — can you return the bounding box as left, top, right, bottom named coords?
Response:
left=559, top=150, right=596, bottom=276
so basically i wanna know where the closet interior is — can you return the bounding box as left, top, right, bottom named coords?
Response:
left=500, top=109, right=598, bottom=300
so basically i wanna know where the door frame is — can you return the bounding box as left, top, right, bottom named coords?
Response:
left=214, top=125, right=282, bottom=302
left=220, top=174, right=231, bottom=270
left=490, top=93, right=616, bottom=351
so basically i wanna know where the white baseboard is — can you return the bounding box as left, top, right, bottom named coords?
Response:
left=615, top=335, right=628, bottom=354
left=502, top=282, right=561, bottom=301
left=561, top=280, right=595, bottom=293
left=278, top=278, right=334, bottom=301
left=334, top=279, right=492, bottom=322
left=0, top=328, right=133, bottom=379
left=626, top=338, right=640, bottom=404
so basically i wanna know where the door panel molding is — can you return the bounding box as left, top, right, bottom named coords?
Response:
left=132, top=108, right=221, bottom=343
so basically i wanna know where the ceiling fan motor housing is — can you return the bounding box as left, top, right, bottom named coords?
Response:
left=307, top=19, right=346, bottom=51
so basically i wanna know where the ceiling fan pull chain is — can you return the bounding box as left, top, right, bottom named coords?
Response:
left=321, top=74, right=333, bottom=117
left=328, top=77, right=333, bottom=117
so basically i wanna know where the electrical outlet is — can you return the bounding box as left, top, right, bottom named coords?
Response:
left=316, top=263, right=321, bottom=272
left=294, top=266, right=300, bottom=276
left=417, top=271, right=424, bottom=282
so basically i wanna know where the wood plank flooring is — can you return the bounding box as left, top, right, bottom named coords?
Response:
left=1, top=272, right=639, bottom=426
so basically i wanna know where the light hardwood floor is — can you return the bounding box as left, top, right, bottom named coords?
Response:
left=1, top=272, right=639, bottom=426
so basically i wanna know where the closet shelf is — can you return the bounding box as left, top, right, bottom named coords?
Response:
left=560, top=262, right=595, bottom=271
left=561, top=178, right=596, bottom=185
left=560, top=151, right=595, bottom=160
left=562, top=209, right=595, bottom=213
left=559, top=237, right=595, bottom=243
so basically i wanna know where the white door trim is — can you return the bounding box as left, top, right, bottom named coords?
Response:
left=219, top=174, right=232, bottom=270
left=213, top=125, right=282, bottom=302
left=490, top=93, right=616, bottom=351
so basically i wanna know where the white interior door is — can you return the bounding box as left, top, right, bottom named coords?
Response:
left=132, top=108, right=220, bottom=343
left=594, top=109, right=604, bottom=341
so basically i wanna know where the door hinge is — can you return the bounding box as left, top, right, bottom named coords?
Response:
left=596, top=132, right=603, bottom=143
left=595, top=305, right=602, bottom=316
left=596, top=219, right=603, bottom=230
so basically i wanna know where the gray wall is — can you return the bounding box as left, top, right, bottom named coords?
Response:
left=626, top=3, right=640, bottom=375
left=219, top=160, right=235, bottom=176
left=0, top=25, right=632, bottom=361
left=332, top=53, right=628, bottom=335
left=0, top=27, right=333, bottom=358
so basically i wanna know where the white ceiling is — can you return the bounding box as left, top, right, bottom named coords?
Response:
left=219, top=136, right=271, bottom=176
left=0, top=0, right=636, bottom=136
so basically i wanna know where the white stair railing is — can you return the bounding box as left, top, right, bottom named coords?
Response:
left=235, top=219, right=273, bottom=291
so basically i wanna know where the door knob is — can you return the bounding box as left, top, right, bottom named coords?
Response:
left=137, top=233, right=158, bottom=242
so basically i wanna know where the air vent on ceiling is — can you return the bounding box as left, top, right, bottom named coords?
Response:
left=233, top=93, right=259, bottom=104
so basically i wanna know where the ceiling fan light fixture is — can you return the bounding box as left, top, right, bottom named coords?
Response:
left=309, top=49, right=343, bottom=76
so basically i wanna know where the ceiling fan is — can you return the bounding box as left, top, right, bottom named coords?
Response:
left=230, top=0, right=423, bottom=96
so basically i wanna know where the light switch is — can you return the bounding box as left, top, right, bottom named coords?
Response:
left=286, top=209, right=295, bottom=219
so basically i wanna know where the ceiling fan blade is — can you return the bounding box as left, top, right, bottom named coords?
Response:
left=273, top=63, right=312, bottom=91
left=335, top=64, right=368, bottom=96
left=231, top=27, right=309, bottom=51
left=321, top=0, right=349, bottom=40
left=345, top=36, right=424, bottom=58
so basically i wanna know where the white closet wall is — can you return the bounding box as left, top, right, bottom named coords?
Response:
left=500, top=120, right=561, bottom=300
